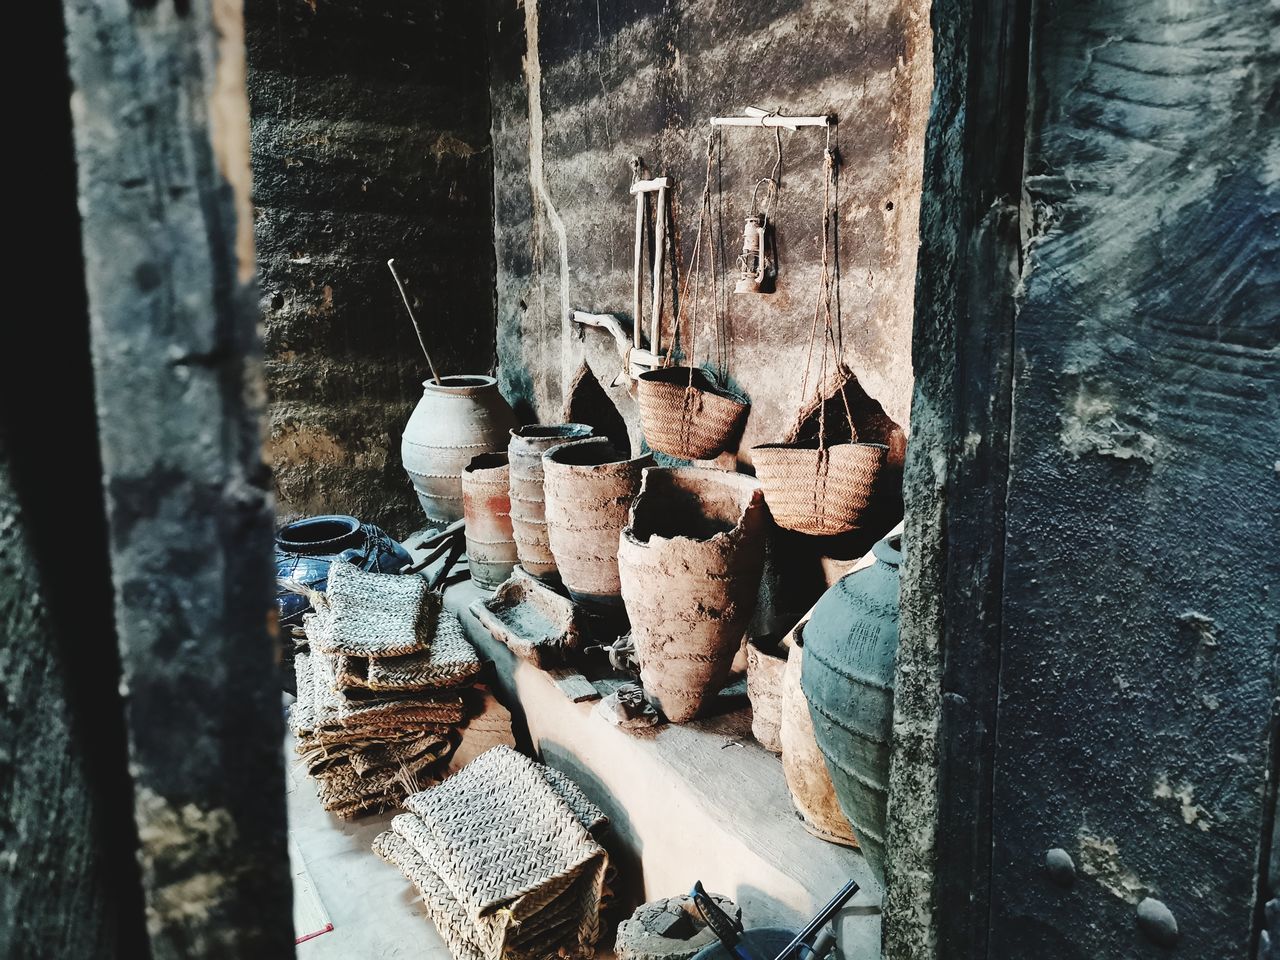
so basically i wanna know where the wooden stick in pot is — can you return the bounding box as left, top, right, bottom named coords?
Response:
left=387, top=258, right=442, bottom=385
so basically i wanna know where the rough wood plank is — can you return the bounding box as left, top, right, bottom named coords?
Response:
left=547, top=668, right=602, bottom=703
left=60, top=0, right=292, bottom=956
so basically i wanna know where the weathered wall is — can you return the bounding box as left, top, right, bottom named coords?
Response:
left=887, top=0, right=1279, bottom=957
left=247, top=0, right=497, bottom=536
left=487, top=0, right=931, bottom=459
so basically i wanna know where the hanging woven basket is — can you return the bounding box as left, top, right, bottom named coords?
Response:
left=637, top=366, right=749, bottom=460
left=752, top=440, right=890, bottom=536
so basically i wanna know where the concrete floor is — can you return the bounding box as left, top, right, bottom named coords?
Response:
left=285, top=734, right=452, bottom=959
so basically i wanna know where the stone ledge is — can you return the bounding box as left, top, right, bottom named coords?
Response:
left=440, top=572, right=883, bottom=959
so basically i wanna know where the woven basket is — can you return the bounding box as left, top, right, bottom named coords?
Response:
left=636, top=367, right=749, bottom=461
left=751, top=440, right=891, bottom=536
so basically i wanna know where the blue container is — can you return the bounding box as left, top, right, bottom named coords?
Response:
left=274, top=515, right=412, bottom=628
left=690, top=927, right=800, bottom=960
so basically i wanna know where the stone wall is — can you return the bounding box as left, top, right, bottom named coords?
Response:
left=247, top=0, right=497, bottom=536
left=486, top=0, right=931, bottom=459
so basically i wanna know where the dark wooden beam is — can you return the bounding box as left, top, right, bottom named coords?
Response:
left=59, top=0, right=292, bottom=956
left=884, top=0, right=1030, bottom=956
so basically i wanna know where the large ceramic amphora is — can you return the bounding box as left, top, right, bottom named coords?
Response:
left=801, top=532, right=901, bottom=882
left=401, top=375, right=516, bottom=524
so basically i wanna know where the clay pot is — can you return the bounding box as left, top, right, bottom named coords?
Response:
left=801, top=532, right=901, bottom=881
left=402, top=376, right=517, bottom=524
left=461, top=453, right=518, bottom=590
left=617, top=467, right=767, bottom=722
left=542, top=437, right=652, bottom=612
left=507, top=424, right=594, bottom=579
left=745, top=635, right=787, bottom=753
left=780, top=633, right=857, bottom=848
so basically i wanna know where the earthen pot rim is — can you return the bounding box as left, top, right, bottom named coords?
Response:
left=543, top=435, right=650, bottom=471
left=510, top=422, right=594, bottom=442
left=622, top=465, right=763, bottom=549
left=872, top=532, right=903, bottom=567
left=421, top=374, right=499, bottom=396
left=747, top=633, right=789, bottom=660
left=464, top=451, right=510, bottom=474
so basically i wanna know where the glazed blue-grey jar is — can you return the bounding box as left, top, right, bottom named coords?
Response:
left=800, top=532, right=901, bottom=883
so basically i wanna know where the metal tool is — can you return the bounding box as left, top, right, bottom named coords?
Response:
left=691, top=881, right=765, bottom=960
left=769, top=879, right=860, bottom=960
left=688, top=877, right=860, bottom=960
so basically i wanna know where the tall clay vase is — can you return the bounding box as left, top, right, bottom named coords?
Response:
left=801, top=532, right=902, bottom=882
left=461, top=453, right=518, bottom=590
left=402, top=376, right=517, bottom=524
left=542, top=437, right=652, bottom=612
left=507, top=424, right=593, bottom=579
left=780, top=631, right=858, bottom=848
left=617, top=467, right=767, bottom=722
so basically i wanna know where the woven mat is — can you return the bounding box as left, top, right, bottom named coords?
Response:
left=295, top=647, right=468, bottom=729
left=317, top=562, right=436, bottom=657
left=374, top=746, right=608, bottom=960
left=316, top=741, right=451, bottom=812
left=334, top=611, right=482, bottom=693
left=373, top=830, right=487, bottom=960
left=302, top=721, right=457, bottom=749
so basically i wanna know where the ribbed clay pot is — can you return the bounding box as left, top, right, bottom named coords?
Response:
left=746, top=635, right=787, bottom=753
left=617, top=467, right=767, bottom=722
left=461, top=452, right=518, bottom=590
left=780, top=633, right=857, bottom=848
left=402, top=376, right=517, bottom=524
left=542, top=437, right=652, bottom=612
left=802, top=532, right=901, bottom=882
left=507, top=424, right=594, bottom=579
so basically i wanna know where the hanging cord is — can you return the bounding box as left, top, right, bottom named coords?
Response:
left=669, top=132, right=720, bottom=389
left=714, top=131, right=729, bottom=383
left=799, top=131, right=856, bottom=463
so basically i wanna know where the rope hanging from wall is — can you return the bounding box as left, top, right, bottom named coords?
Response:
left=635, top=130, right=750, bottom=461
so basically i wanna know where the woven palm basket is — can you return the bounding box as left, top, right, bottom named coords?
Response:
left=373, top=746, right=609, bottom=960
left=318, top=562, right=436, bottom=657
left=636, top=367, right=749, bottom=460
left=751, top=440, right=891, bottom=536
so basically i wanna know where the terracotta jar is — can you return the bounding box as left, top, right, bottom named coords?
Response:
left=542, top=437, right=652, bottom=612
left=401, top=376, right=517, bottom=524
left=745, top=635, right=787, bottom=753
left=461, top=452, right=518, bottom=590
left=780, top=631, right=857, bottom=848
left=801, top=532, right=902, bottom=881
left=617, top=467, right=767, bottom=722
left=507, top=424, right=593, bottom=579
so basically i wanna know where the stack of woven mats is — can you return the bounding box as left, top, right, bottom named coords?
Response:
left=289, top=562, right=483, bottom=818
left=373, top=745, right=611, bottom=960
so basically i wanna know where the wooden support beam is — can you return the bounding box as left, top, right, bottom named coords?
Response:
left=60, top=0, right=293, bottom=956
